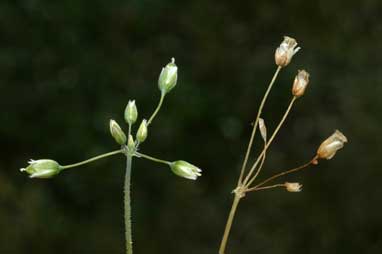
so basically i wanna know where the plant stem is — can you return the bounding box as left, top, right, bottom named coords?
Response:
left=246, top=183, right=285, bottom=192
left=219, top=194, right=241, bottom=254
left=60, top=150, right=123, bottom=170
left=247, top=158, right=316, bottom=192
left=134, top=152, right=171, bottom=165
left=243, top=96, right=297, bottom=187
left=238, top=66, right=282, bottom=185
left=124, top=155, right=133, bottom=254
left=147, top=92, right=165, bottom=126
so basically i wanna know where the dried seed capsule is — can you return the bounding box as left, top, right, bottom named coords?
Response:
left=292, top=70, right=310, bottom=98
left=317, top=130, right=348, bottom=160
left=285, top=182, right=302, bottom=192
left=275, top=36, right=301, bottom=67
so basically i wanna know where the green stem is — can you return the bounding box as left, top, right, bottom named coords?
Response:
left=238, top=66, right=282, bottom=185
left=125, top=155, right=133, bottom=254
left=134, top=152, right=171, bottom=165
left=219, top=194, right=241, bottom=254
left=60, top=150, right=123, bottom=170
left=147, top=92, right=165, bottom=126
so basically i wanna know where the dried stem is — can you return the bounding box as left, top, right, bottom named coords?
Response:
left=238, top=66, right=282, bottom=185
left=245, top=140, right=267, bottom=188
left=247, top=157, right=316, bottom=192
left=243, top=96, right=297, bottom=187
left=218, top=194, right=242, bottom=254
left=246, top=183, right=285, bottom=192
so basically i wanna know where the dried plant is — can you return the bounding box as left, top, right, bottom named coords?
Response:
left=218, top=36, right=348, bottom=254
left=19, top=58, right=202, bottom=254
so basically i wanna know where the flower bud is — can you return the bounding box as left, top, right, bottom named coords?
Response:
left=292, top=70, right=310, bottom=98
left=124, top=100, right=138, bottom=125
left=316, top=130, right=348, bottom=160
left=158, top=58, right=178, bottom=94
left=170, top=160, right=202, bottom=180
left=127, top=134, right=135, bottom=151
left=285, top=182, right=302, bottom=192
left=136, top=119, right=148, bottom=143
left=110, top=119, right=127, bottom=145
left=275, top=36, right=301, bottom=67
left=20, top=159, right=61, bottom=178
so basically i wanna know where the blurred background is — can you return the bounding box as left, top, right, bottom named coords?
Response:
left=1, top=0, right=381, bottom=253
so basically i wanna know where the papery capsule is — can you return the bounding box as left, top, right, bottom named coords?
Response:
left=258, top=118, right=267, bottom=141
left=158, top=58, right=178, bottom=94
left=20, top=159, right=61, bottom=178
left=275, top=36, right=301, bottom=67
left=170, top=160, right=202, bottom=180
left=292, top=70, right=310, bottom=98
left=316, top=130, right=348, bottom=160
left=285, top=182, right=302, bottom=192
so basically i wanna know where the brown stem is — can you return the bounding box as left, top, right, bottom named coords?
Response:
left=246, top=183, right=285, bottom=192
left=247, top=157, right=317, bottom=192
left=238, top=66, right=282, bottom=185
left=219, top=194, right=242, bottom=254
left=243, top=96, right=297, bottom=186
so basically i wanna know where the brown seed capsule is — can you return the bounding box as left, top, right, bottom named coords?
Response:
left=292, top=70, right=310, bottom=98
left=317, top=130, right=348, bottom=160
left=275, top=36, right=301, bottom=67
left=285, top=182, right=302, bottom=192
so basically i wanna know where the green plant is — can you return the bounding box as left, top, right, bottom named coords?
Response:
left=218, top=36, right=348, bottom=254
left=20, top=58, right=202, bottom=254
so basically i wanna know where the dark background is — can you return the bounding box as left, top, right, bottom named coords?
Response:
left=1, top=0, right=381, bottom=253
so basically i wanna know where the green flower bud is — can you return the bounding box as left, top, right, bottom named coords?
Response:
left=136, top=119, right=148, bottom=143
left=124, top=100, right=138, bottom=125
left=110, top=119, right=127, bottom=145
left=158, top=58, right=178, bottom=94
left=170, top=160, right=202, bottom=180
left=20, top=159, right=61, bottom=178
left=127, top=134, right=135, bottom=151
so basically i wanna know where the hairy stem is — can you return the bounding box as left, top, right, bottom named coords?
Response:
left=147, top=92, right=165, bottom=126
left=238, top=66, right=282, bottom=185
left=60, top=150, right=123, bottom=170
left=124, top=155, right=133, bottom=254
left=219, top=194, right=241, bottom=254
left=243, top=96, right=297, bottom=187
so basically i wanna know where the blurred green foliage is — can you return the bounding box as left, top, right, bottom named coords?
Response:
left=1, top=0, right=382, bottom=253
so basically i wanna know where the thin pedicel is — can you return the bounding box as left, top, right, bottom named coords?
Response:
left=218, top=36, right=348, bottom=254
